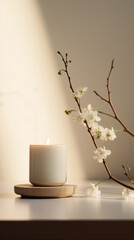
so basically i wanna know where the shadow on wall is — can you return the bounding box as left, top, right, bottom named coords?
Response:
left=37, top=0, right=134, bottom=180
left=0, top=0, right=86, bottom=182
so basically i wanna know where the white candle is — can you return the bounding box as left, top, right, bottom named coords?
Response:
left=29, top=145, right=67, bottom=186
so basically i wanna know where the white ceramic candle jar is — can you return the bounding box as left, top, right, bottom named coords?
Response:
left=29, top=145, right=67, bottom=186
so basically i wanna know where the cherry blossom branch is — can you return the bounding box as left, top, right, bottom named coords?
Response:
left=57, top=51, right=134, bottom=191
left=57, top=51, right=82, bottom=112
left=57, top=51, right=97, bottom=148
left=94, top=60, right=134, bottom=137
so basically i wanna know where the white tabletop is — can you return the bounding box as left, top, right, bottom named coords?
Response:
left=0, top=181, right=134, bottom=220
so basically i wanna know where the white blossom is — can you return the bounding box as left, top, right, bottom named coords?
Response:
left=86, top=184, right=101, bottom=198
left=122, top=188, right=134, bottom=200
left=87, top=104, right=92, bottom=111
left=87, top=110, right=101, bottom=123
left=82, top=104, right=92, bottom=116
left=101, top=127, right=116, bottom=141
left=74, top=104, right=101, bottom=127
left=91, top=123, right=105, bottom=139
left=72, top=87, right=88, bottom=99
left=89, top=121, right=99, bottom=129
left=93, top=146, right=111, bottom=163
left=72, top=104, right=93, bottom=126
left=73, top=111, right=86, bottom=126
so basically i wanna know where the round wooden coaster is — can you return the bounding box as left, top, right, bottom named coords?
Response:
left=14, top=184, right=77, bottom=198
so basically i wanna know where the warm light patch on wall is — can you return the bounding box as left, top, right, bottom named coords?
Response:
left=0, top=0, right=85, bottom=181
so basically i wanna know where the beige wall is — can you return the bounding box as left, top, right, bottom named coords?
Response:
left=0, top=0, right=134, bottom=182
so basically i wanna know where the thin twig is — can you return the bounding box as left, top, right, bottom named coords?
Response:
left=84, top=120, right=98, bottom=149
left=94, top=91, right=108, bottom=103
left=122, top=165, right=134, bottom=184
left=106, top=59, right=114, bottom=102
left=58, top=51, right=82, bottom=112
left=58, top=51, right=134, bottom=191
left=98, top=111, right=115, bottom=119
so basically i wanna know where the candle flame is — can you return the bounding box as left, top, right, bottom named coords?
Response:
left=45, top=137, right=50, bottom=145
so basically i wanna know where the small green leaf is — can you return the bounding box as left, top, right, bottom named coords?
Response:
left=58, top=70, right=62, bottom=75
left=65, top=110, right=70, bottom=115
left=65, top=110, right=76, bottom=115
